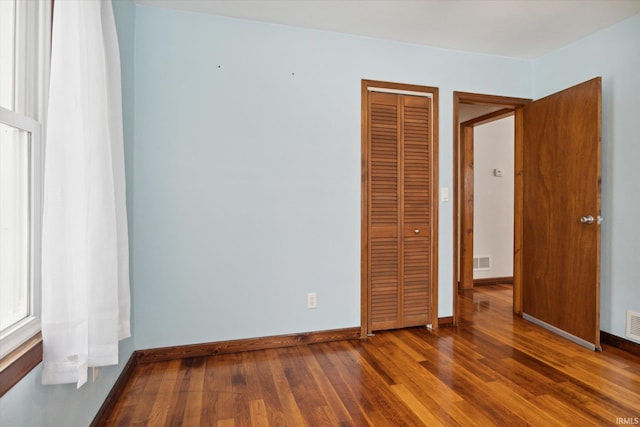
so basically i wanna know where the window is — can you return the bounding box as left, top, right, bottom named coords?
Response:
left=0, top=0, right=50, bottom=389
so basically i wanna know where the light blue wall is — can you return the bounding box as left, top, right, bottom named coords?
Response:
left=133, top=5, right=532, bottom=349
left=533, top=13, right=640, bottom=342
left=0, top=1, right=137, bottom=425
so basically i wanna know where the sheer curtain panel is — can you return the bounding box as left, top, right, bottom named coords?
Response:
left=41, top=0, right=130, bottom=388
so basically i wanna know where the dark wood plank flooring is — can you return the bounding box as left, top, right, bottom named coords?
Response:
left=104, top=285, right=640, bottom=426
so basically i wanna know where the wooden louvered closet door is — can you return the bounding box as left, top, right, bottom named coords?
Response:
left=368, top=91, right=432, bottom=331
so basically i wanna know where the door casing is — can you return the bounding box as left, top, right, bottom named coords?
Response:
left=453, top=93, right=531, bottom=324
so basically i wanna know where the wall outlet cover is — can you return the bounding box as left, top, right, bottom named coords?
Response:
left=307, top=292, right=317, bottom=309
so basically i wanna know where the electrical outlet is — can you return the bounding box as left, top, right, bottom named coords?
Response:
left=307, top=292, right=317, bottom=309
left=92, top=367, right=99, bottom=382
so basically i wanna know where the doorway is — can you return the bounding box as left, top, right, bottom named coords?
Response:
left=459, top=109, right=516, bottom=290
left=453, top=93, right=530, bottom=325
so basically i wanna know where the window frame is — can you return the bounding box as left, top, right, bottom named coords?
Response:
left=0, top=108, right=42, bottom=359
left=0, top=0, right=51, bottom=397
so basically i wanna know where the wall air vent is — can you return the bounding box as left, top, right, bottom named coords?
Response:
left=473, top=256, right=491, bottom=271
left=627, top=310, right=640, bottom=342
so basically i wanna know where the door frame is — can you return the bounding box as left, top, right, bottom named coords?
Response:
left=452, top=92, right=531, bottom=325
left=361, top=79, right=439, bottom=337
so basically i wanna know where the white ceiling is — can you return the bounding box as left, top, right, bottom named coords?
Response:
left=134, top=0, right=640, bottom=59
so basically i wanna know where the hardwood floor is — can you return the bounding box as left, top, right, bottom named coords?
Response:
left=103, top=285, right=640, bottom=426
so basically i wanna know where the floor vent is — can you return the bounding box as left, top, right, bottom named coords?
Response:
left=627, top=310, right=640, bottom=342
left=473, top=256, right=491, bottom=271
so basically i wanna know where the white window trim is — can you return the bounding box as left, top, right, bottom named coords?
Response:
left=0, top=0, right=50, bottom=361
left=15, top=0, right=51, bottom=122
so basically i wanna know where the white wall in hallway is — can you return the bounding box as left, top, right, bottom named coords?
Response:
left=473, top=116, right=514, bottom=280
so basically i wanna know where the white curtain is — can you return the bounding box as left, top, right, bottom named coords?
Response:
left=41, top=0, right=130, bottom=388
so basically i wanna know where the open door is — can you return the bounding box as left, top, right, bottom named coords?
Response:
left=522, top=77, right=601, bottom=350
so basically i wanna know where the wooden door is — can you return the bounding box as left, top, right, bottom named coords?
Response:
left=366, top=90, right=433, bottom=331
left=522, top=77, right=601, bottom=349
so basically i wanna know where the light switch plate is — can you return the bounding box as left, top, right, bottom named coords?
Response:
left=441, top=187, right=450, bottom=202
